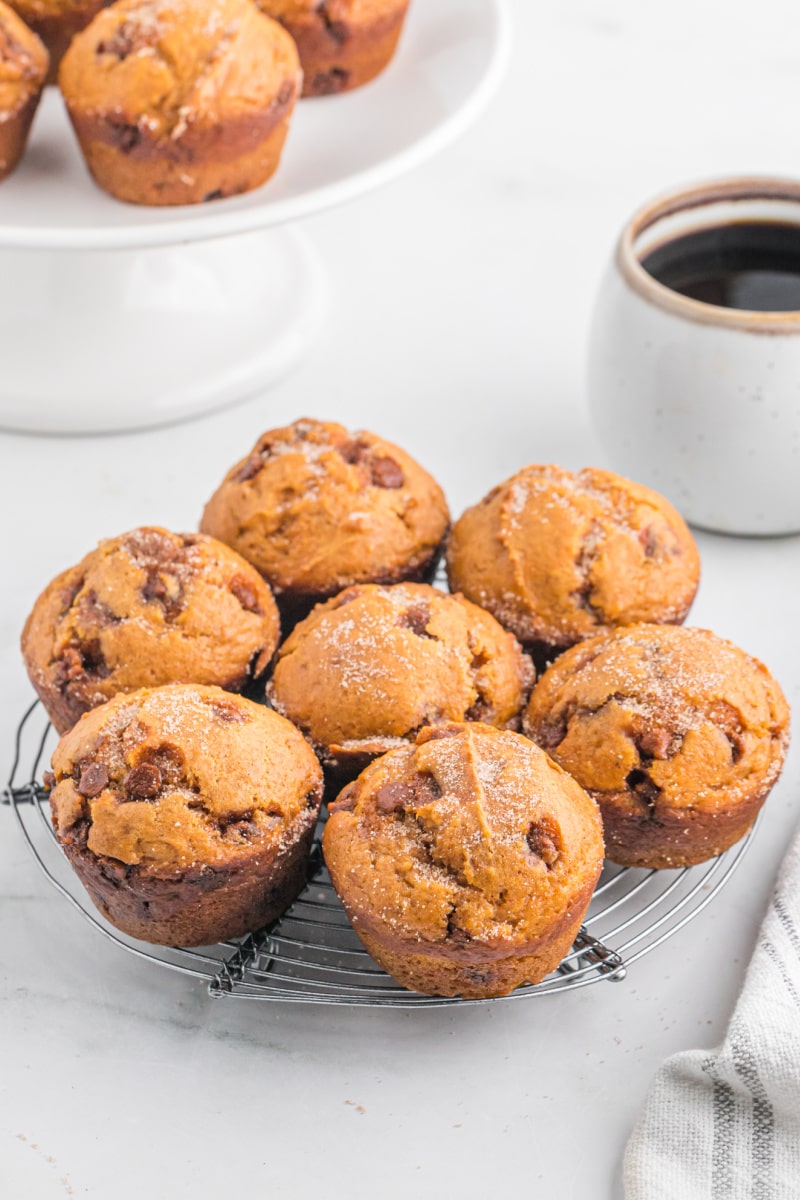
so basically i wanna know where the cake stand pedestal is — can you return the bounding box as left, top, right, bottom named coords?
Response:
left=0, top=0, right=509, bottom=434
left=0, top=229, right=325, bottom=432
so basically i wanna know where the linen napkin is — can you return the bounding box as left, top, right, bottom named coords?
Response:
left=624, top=823, right=800, bottom=1200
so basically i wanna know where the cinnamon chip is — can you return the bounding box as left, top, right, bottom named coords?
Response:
left=638, top=727, right=672, bottom=759
left=374, top=781, right=416, bottom=814
left=526, top=821, right=561, bottom=866
left=77, top=762, right=109, bottom=798
left=124, top=763, right=162, bottom=799
left=370, top=457, right=404, bottom=489
left=230, top=574, right=260, bottom=614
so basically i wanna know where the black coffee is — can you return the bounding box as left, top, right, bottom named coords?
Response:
left=640, top=221, right=800, bottom=311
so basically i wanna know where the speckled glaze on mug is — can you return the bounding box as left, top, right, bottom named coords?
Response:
left=588, top=178, right=800, bottom=535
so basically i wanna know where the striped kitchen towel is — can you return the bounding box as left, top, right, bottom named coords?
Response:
left=624, top=824, right=800, bottom=1199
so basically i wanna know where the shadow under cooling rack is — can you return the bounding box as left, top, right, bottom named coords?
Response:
left=4, top=701, right=756, bottom=1008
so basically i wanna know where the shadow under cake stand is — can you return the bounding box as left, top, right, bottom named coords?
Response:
left=0, top=0, right=509, bottom=433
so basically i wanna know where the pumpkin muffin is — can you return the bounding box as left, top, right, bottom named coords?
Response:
left=7, top=0, right=104, bottom=84
left=524, top=624, right=790, bottom=869
left=59, top=0, right=301, bottom=206
left=323, top=722, right=604, bottom=998
left=446, top=465, right=700, bottom=661
left=0, top=1, right=47, bottom=180
left=255, top=0, right=409, bottom=97
left=200, top=418, right=450, bottom=624
left=267, top=582, right=534, bottom=774
left=47, top=684, right=324, bottom=945
left=22, top=526, right=281, bottom=733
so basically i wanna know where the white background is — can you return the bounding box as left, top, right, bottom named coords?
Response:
left=2, top=2, right=799, bottom=1196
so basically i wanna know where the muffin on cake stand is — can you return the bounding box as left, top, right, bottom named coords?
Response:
left=0, top=0, right=509, bottom=433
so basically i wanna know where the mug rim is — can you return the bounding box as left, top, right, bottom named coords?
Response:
left=617, top=175, right=800, bottom=332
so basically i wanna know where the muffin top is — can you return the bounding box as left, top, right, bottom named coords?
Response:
left=323, top=722, right=604, bottom=953
left=0, top=0, right=48, bottom=115
left=524, top=624, right=790, bottom=813
left=22, top=526, right=281, bottom=733
left=200, top=418, right=450, bottom=605
left=59, top=0, right=301, bottom=133
left=446, top=465, right=700, bottom=650
left=48, top=683, right=323, bottom=874
left=267, top=582, right=534, bottom=768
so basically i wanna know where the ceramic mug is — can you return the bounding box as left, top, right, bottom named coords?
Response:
left=587, top=177, right=800, bottom=535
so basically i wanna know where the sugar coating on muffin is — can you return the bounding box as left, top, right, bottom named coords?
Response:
left=446, top=465, right=700, bottom=655
left=323, top=722, right=604, bottom=998
left=200, top=418, right=450, bottom=620
left=267, top=582, right=535, bottom=772
left=21, top=526, right=281, bottom=733
left=48, top=684, right=324, bottom=945
left=255, top=0, right=409, bottom=96
left=0, top=1, right=48, bottom=179
left=524, top=624, right=790, bottom=868
left=7, top=0, right=107, bottom=84
left=59, top=0, right=301, bottom=205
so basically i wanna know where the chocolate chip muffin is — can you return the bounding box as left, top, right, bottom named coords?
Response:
left=446, top=465, right=700, bottom=661
left=7, top=0, right=105, bottom=84
left=59, top=0, right=301, bottom=205
left=21, top=527, right=281, bottom=733
left=0, top=1, right=47, bottom=180
left=47, top=684, right=324, bottom=945
left=267, top=582, right=534, bottom=775
left=200, top=419, right=450, bottom=624
left=255, top=0, right=409, bottom=97
left=324, top=722, right=604, bottom=998
left=524, top=625, right=790, bottom=869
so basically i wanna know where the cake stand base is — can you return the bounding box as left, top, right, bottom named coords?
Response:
left=0, top=226, right=326, bottom=434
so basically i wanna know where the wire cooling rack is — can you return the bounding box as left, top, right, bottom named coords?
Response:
left=4, top=700, right=757, bottom=1008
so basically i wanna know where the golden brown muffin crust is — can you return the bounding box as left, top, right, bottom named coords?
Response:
left=446, top=465, right=701, bottom=653
left=59, top=0, right=301, bottom=203
left=48, top=684, right=324, bottom=944
left=200, top=419, right=450, bottom=615
left=268, top=582, right=534, bottom=770
left=524, top=624, right=790, bottom=868
left=7, top=0, right=107, bottom=84
left=0, top=1, right=47, bottom=176
left=256, top=0, right=408, bottom=96
left=323, top=722, right=604, bottom=997
left=22, top=526, right=281, bottom=733
left=50, top=685, right=320, bottom=871
left=0, top=0, right=47, bottom=106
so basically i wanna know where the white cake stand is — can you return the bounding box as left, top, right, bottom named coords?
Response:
left=0, top=0, right=509, bottom=434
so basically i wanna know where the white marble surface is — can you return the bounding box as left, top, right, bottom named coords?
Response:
left=2, top=2, right=800, bottom=1196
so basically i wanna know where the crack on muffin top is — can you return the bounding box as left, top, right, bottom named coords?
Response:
left=569, top=518, right=607, bottom=625
left=323, top=723, right=604, bottom=948
left=624, top=768, right=661, bottom=812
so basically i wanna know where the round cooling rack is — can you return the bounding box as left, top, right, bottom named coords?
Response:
left=3, top=700, right=757, bottom=1009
